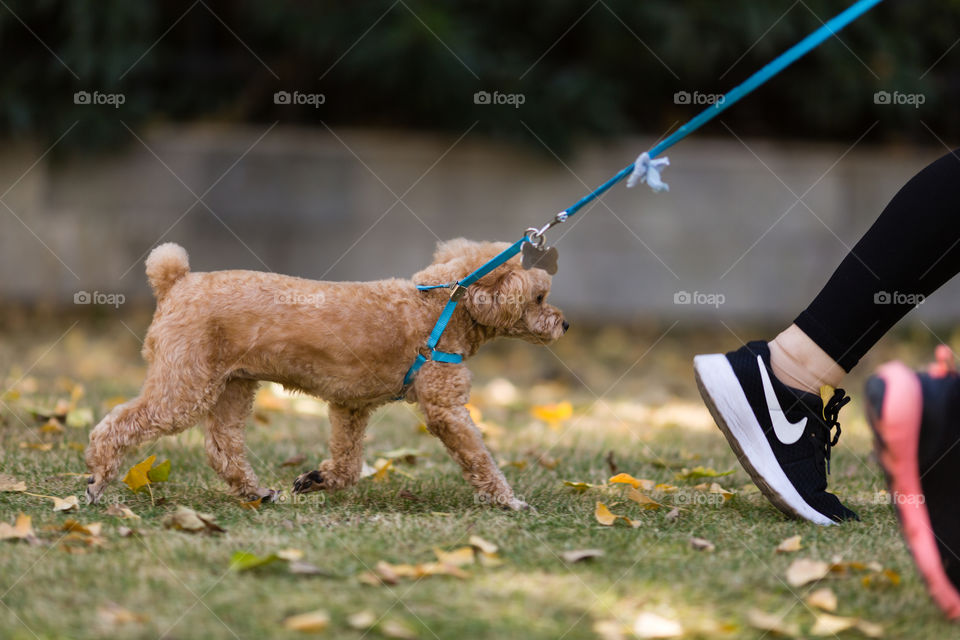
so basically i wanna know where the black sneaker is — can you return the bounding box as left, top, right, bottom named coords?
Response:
left=865, top=346, right=960, bottom=618
left=693, top=341, right=858, bottom=525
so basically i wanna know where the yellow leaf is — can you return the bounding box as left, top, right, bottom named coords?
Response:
left=707, top=482, right=735, bottom=501
left=283, top=610, right=330, bottom=632
left=347, top=611, right=377, bottom=630
left=60, top=519, right=103, bottom=536
left=806, top=587, right=837, bottom=612
left=775, top=535, right=803, bottom=553
left=20, top=442, right=53, bottom=451
left=595, top=502, right=618, bottom=526
left=40, top=418, right=64, bottom=434
left=609, top=473, right=654, bottom=490
left=105, top=504, right=140, bottom=520
left=627, top=488, right=662, bottom=510
left=674, top=466, right=735, bottom=480
left=654, top=483, right=678, bottom=493
left=464, top=403, right=483, bottom=424
left=240, top=497, right=263, bottom=510
left=0, top=474, right=26, bottom=492
left=434, top=546, right=475, bottom=567
left=122, top=455, right=156, bottom=493
left=0, top=513, right=34, bottom=541
left=563, top=481, right=598, bottom=493
left=372, top=458, right=394, bottom=482
left=785, top=558, right=830, bottom=587
left=531, top=401, right=573, bottom=426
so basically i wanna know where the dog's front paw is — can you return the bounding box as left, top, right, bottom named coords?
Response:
left=503, top=498, right=534, bottom=512
left=293, top=470, right=325, bottom=494
left=86, top=477, right=104, bottom=505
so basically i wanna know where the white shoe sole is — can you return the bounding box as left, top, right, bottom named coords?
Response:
left=693, top=353, right=835, bottom=526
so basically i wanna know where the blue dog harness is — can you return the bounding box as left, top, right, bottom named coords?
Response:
left=398, top=0, right=884, bottom=394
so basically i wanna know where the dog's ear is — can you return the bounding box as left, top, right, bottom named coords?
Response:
left=464, top=269, right=526, bottom=327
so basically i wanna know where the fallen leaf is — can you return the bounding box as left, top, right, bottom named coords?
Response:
left=277, top=548, right=304, bottom=562
left=280, top=453, right=307, bottom=467
left=810, top=613, right=858, bottom=636
left=609, top=473, right=654, bottom=490
left=632, top=612, right=683, bottom=638
left=776, top=535, right=803, bottom=553
left=627, top=488, right=662, bottom=510
left=468, top=535, right=498, bottom=555
left=434, top=546, right=475, bottom=567
left=162, top=505, right=225, bottom=534
left=675, top=466, right=735, bottom=481
left=20, top=442, right=53, bottom=451
left=561, top=549, right=604, bottom=563
left=563, top=481, right=600, bottom=493
left=231, top=551, right=283, bottom=571
left=381, top=618, right=418, bottom=639
left=855, top=619, right=885, bottom=638
left=806, top=587, right=837, bottom=612
left=105, top=504, right=140, bottom=519
left=595, top=502, right=618, bottom=526
left=52, top=495, right=79, bottom=512
left=706, top=482, right=735, bottom=501
left=664, top=508, right=680, bottom=522
left=594, top=502, right=641, bottom=528
left=39, top=418, right=64, bottom=433
left=283, top=609, right=330, bottom=632
left=690, top=537, right=715, bottom=552
left=378, top=448, right=423, bottom=464
left=59, top=519, right=103, bottom=536
left=0, top=513, right=34, bottom=541
left=97, top=602, right=148, bottom=625
left=0, top=474, right=26, bottom=492
left=347, top=610, right=377, bottom=630
left=289, top=561, right=326, bottom=575
left=122, top=455, right=170, bottom=494
left=594, top=619, right=628, bottom=640
left=746, top=609, right=799, bottom=636
left=66, top=407, right=94, bottom=429
left=239, top=497, right=263, bottom=510
left=654, top=483, right=679, bottom=493
left=531, top=401, right=573, bottom=427
left=786, top=558, right=830, bottom=587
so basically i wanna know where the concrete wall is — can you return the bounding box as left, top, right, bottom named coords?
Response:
left=1, top=125, right=957, bottom=323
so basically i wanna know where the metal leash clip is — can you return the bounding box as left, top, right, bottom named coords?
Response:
left=521, top=211, right=566, bottom=274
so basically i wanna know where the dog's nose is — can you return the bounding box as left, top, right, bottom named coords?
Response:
left=562, top=320, right=570, bottom=333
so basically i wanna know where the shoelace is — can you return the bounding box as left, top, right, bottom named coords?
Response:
left=821, top=387, right=851, bottom=474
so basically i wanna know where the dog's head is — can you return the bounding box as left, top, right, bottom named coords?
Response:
left=413, top=238, right=568, bottom=343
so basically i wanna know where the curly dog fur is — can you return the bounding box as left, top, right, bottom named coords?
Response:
left=85, top=238, right=567, bottom=509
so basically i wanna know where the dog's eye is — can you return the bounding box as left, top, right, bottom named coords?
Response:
left=536, top=294, right=544, bottom=304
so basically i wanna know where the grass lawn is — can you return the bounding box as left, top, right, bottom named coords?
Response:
left=1, top=312, right=957, bottom=639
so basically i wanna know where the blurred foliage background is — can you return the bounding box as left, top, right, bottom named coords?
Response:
left=2, top=0, right=957, bottom=154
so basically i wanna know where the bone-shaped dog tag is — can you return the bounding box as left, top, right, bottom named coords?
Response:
left=522, top=242, right=559, bottom=274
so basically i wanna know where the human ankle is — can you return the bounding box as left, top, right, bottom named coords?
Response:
left=768, top=325, right=846, bottom=394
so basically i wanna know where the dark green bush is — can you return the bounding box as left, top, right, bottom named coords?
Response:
left=2, top=0, right=956, bottom=153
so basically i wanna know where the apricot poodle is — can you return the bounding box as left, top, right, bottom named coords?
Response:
left=85, top=238, right=567, bottom=510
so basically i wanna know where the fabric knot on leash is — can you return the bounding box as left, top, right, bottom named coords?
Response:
left=627, top=152, right=670, bottom=192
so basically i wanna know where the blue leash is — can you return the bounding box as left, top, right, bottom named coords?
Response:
left=400, top=0, right=884, bottom=393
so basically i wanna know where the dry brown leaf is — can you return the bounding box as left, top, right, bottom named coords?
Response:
left=805, top=587, right=837, bottom=612
left=561, top=549, right=604, bottom=563
left=59, top=519, right=102, bottom=536
left=746, top=609, right=799, bottom=636
left=690, top=537, right=715, bottom=552
left=281, top=453, right=307, bottom=467
left=0, top=513, right=34, bottom=541
left=0, top=474, right=26, bottom=492
left=105, top=504, right=140, bottom=520
left=283, top=609, right=330, bottom=632
left=239, top=497, right=263, bottom=510
left=632, top=612, right=683, bottom=638
left=785, top=558, right=830, bottom=587
left=776, top=535, right=803, bottom=553
left=627, top=488, right=662, bottom=510
left=162, top=505, right=225, bottom=534
left=434, top=546, right=475, bottom=567
left=52, top=495, right=79, bottom=512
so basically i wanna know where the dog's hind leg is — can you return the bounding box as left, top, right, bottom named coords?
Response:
left=293, top=403, right=369, bottom=494
left=85, top=367, right=224, bottom=504
left=412, top=363, right=528, bottom=511
left=204, top=378, right=275, bottom=501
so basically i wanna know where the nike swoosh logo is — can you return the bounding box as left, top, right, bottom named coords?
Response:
left=757, top=355, right=807, bottom=444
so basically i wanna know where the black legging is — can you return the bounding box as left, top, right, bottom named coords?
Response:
left=795, top=149, right=960, bottom=372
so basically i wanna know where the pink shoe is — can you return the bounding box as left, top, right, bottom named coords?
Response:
left=865, top=346, right=960, bottom=619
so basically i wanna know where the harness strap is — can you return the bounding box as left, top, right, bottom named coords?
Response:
left=400, top=238, right=527, bottom=391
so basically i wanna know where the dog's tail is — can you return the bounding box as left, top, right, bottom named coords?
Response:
left=145, top=243, right=190, bottom=301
